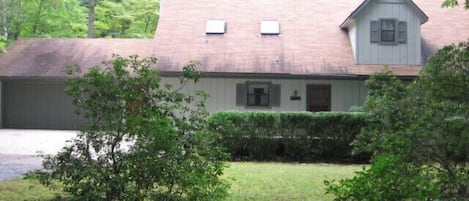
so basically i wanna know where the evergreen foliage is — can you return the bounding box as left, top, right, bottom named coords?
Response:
left=35, top=55, right=229, bottom=201
left=326, top=41, right=469, bottom=200
left=209, top=111, right=370, bottom=162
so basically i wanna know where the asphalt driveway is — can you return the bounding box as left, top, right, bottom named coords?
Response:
left=0, top=129, right=77, bottom=180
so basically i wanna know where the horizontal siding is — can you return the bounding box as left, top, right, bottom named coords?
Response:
left=162, top=77, right=367, bottom=113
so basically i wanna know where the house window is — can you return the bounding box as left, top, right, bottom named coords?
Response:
left=260, top=20, right=280, bottom=35
left=371, top=19, right=407, bottom=44
left=236, top=82, right=281, bottom=107
left=247, top=83, right=270, bottom=106
left=380, top=19, right=396, bottom=42
left=206, top=19, right=226, bottom=34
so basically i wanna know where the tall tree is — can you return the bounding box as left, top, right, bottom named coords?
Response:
left=0, top=0, right=12, bottom=40
left=442, top=0, right=469, bottom=8
left=0, top=0, right=23, bottom=40
left=20, top=0, right=86, bottom=38
left=37, top=56, right=229, bottom=201
left=327, top=42, right=469, bottom=200
left=94, top=0, right=158, bottom=38
left=87, top=0, right=96, bottom=38
left=126, top=0, right=159, bottom=37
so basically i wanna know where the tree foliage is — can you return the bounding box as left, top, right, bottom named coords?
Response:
left=0, top=0, right=159, bottom=42
left=325, top=155, right=441, bottom=201
left=36, top=55, right=229, bottom=201
left=326, top=41, right=469, bottom=200
left=0, top=35, right=6, bottom=52
left=442, top=0, right=469, bottom=9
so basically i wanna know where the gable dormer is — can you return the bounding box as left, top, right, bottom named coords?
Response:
left=340, top=0, right=428, bottom=65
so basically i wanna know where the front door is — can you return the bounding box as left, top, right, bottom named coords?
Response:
left=306, top=85, right=331, bottom=112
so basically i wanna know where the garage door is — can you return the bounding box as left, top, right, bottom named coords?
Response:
left=3, top=79, right=85, bottom=130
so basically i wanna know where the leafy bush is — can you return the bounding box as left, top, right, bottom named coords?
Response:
left=325, top=154, right=441, bottom=201
left=0, top=35, right=6, bottom=52
left=36, top=55, right=229, bottom=201
left=208, top=111, right=370, bottom=162
left=328, top=41, right=469, bottom=201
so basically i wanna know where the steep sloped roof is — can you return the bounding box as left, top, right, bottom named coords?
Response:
left=153, top=0, right=469, bottom=77
left=340, top=0, right=428, bottom=28
left=0, top=39, right=155, bottom=78
left=0, top=0, right=468, bottom=78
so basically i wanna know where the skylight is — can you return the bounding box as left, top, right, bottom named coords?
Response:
left=206, top=19, right=226, bottom=34
left=261, top=20, right=280, bottom=35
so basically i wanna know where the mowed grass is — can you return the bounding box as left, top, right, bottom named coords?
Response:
left=0, top=178, right=69, bottom=201
left=224, top=162, right=363, bottom=201
left=0, top=162, right=364, bottom=201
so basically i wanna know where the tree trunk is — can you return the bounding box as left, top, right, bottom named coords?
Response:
left=87, top=0, right=96, bottom=38
left=32, top=0, right=46, bottom=36
left=2, top=17, right=7, bottom=40
left=1, top=0, right=9, bottom=40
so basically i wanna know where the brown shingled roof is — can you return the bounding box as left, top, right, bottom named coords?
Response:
left=0, top=39, right=155, bottom=78
left=0, top=0, right=468, bottom=78
left=153, top=0, right=469, bottom=77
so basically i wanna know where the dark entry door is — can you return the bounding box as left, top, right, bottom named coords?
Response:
left=306, top=85, right=331, bottom=112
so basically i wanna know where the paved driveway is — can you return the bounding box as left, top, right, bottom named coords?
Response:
left=0, top=129, right=77, bottom=180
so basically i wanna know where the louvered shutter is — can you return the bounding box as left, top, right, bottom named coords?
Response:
left=270, top=84, right=281, bottom=107
left=398, top=21, right=407, bottom=43
left=370, top=21, right=379, bottom=43
left=236, top=83, right=247, bottom=106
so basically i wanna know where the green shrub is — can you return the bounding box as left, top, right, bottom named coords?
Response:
left=331, top=42, right=469, bottom=201
left=0, top=35, right=6, bottom=52
left=208, top=111, right=370, bottom=162
left=325, top=154, right=441, bottom=201
left=36, top=55, right=229, bottom=201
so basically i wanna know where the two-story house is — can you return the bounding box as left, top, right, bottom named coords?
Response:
left=0, top=0, right=468, bottom=129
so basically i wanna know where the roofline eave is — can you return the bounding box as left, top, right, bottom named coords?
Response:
left=340, top=0, right=429, bottom=28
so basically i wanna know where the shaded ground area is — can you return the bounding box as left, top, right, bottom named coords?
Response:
left=0, top=154, right=42, bottom=180
left=0, top=129, right=77, bottom=181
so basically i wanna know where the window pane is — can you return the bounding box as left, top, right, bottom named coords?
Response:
left=247, top=83, right=271, bottom=106
left=381, top=20, right=395, bottom=30
left=260, top=95, right=269, bottom=106
left=248, top=83, right=269, bottom=94
left=381, top=31, right=395, bottom=42
left=248, top=95, right=256, bottom=105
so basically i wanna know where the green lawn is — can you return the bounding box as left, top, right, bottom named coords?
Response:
left=0, top=162, right=364, bottom=201
left=0, top=178, right=68, bottom=201
left=223, top=162, right=363, bottom=201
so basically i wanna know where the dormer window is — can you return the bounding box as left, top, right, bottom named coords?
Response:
left=206, top=19, right=226, bottom=34
left=341, top=0, right=426, bottom=65
left=380, top=19, right=396, bottom=42
left=371, top=19, right=407, bottom=44
left=261, top=20, right=280, bottom=35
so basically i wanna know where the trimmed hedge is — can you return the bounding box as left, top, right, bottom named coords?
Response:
left=208, top=111, right=370, bottom=162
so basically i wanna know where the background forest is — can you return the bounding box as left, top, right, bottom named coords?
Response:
left=0, top=0, right=159, bottom=51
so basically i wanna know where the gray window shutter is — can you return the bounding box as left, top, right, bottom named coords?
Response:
left=370, top=21, right=379, bottom=43
left=270, top=84, right=281, bottom=107
left=398, top=21, right=407, bottom=43
left=236, top=83, right=247, bottom=106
